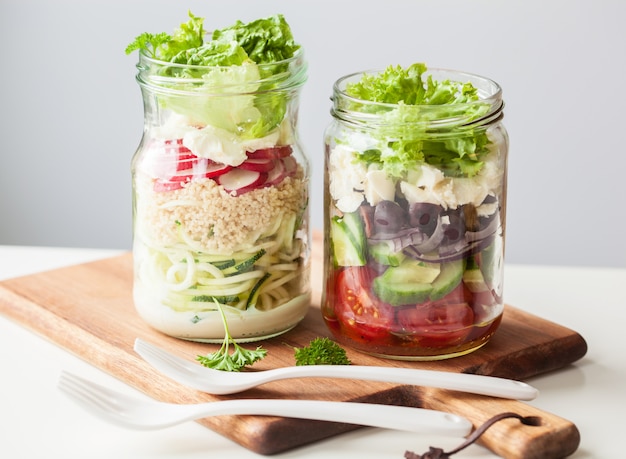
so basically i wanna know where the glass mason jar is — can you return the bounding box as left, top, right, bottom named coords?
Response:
left=322, top=68, right=508, bottom=360
left=131, top=49, right=310, bottom=342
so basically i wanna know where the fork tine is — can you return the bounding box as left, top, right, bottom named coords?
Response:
left=58, top=372, right=118, bottom=421
left=58, top=371, right=138, bottom=423
left=135, top=339, right=199, bottom=375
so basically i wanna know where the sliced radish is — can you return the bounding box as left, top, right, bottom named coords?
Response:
left=265, top=158, right=287, bottom=186
left=203, top=162, right=233, bottom=178
left=283, top=155, right=297, bottom=177
left=238, top=158, right=277, bottom=172
left=246, top=145, right=293, bottom=160
left=153, top=179, right=185, bottom=192
left=218, top=169, right=268, bottom=195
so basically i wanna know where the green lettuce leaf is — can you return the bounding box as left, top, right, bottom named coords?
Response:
left=158, top=11, right=204, bottom=61
left=126, top=13, right=301, bottom=140
left=345, top=63, right=491, bottom=178
left=211, top=14, right=300, bottom=65
left=161, top=63, right=263, bottom=130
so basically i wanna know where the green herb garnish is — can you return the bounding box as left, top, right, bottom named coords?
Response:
left=294, top=337, right=351, bottom=366
left=196, top=302, right=267, bottom=372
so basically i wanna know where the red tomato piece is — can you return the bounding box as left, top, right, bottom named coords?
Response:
left=333, top=267, right=394, bottom=344
left=395, top=303, right=474, bottom=348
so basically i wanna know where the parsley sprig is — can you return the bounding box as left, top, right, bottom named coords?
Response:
left=196, top=302, right=267, bottom=372
left=294, top=337, right=351, bottom=366
left=124, top=32, right=171, bottom=58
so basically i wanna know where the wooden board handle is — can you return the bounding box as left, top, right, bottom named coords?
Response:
left=417, top=387, right=580, bottom=459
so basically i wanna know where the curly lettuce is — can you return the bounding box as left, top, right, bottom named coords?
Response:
left=345, top=63, right=491, bottom=178
left=126, top=12, right=301, bottom=139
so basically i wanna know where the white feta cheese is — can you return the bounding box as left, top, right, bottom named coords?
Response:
left=399, top=148, right=504, bottom=210
left=328, top=144, right=367, bottom=213
left=364, top=168, right=396, bottom=205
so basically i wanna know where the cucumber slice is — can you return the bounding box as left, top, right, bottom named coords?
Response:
left=330, top=212, right=367, bottom=266
left=430, top=259, right=465, bottom=300
left=463, top=260, right=490, bottom=293
left=370, top=242, right=406, bottom=267
left=480, top=237, right=503, bottom=288
left=372, top=259, right=440, bottom=306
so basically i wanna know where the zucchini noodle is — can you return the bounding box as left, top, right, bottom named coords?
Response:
left=165, top=252, right=196, bottom=291
left=133, top=158, right=310, bottom=328
left=135, top=209, right=307, bottom=314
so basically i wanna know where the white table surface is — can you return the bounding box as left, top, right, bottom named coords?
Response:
left=0, top=245, right=624, bottom=458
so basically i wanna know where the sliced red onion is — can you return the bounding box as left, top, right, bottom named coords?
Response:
left=368, top=227, right=429, bottom=253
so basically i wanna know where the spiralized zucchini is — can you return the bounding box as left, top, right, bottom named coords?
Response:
left=136, top=211, right=306, bottom=314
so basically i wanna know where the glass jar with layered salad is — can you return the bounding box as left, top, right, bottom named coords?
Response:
left=322, top=64, right=508, bottom=360
left=129, top=14, right=310, bottom=342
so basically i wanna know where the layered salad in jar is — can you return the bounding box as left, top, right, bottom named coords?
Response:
left=127, top=13, right=310, bottom=341
left=323, top=63, right=508, bottom=359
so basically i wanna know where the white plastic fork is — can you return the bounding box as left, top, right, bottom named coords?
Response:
left=57, top=371, right=472, bottom=435
left=134, top=338, right=538, bottom=400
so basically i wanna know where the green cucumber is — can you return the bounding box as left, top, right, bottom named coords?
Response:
left=370, top=242, right=406, bottom=267
left=480, top=238, right=503, bottom=287
left=330, top=212, right=367, bottom=266
left=223, top=249, right=266, bottom=276
left=245, top=272, right=271, bottom=309
left=430, top=259, right=465, bottom=300
left=211, top=259, right=236, bottom=270
left=191, top=294, right=240, bottom=304
left=463, top=256, right=490, bottom=293
left=372, top=258, right=465, bottom=306
left=372, top=259, right=440, bottom=306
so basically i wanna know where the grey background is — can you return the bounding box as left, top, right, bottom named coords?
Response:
left=1, top=0, right=624, bottom=268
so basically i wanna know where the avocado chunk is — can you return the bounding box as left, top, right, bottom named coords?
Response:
left=373, top=259, right=440, bottom=306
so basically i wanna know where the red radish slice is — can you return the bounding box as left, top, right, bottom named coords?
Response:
left=265, top=158, right=287, bottom=186
left=238, top=158, right=277, bottom=172
left=218, top=169, right=267, bottom=195
left=246, top=145, right=293, bottom=160
left=153, top=179, right=185, bottom=192
left=165, top=158, right=232, bottom=182
left=283, top=155, right=297, bottom=177
left=176, top=160, right=195, bottom=172
left=203, top=162, right=233, bottom=178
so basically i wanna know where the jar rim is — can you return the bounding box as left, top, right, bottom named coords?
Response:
left=136, top=47, right=307, bottom=95
left=331, top=67, right=503, bottom=129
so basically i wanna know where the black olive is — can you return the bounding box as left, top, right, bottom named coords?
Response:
left=408, top=202, right=441, bottom=235
left=373, top=200, right=407, bottom=233
left=442, top=208, right=466, bottom=244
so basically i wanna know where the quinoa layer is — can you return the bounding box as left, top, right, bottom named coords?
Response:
left=135, top=173, right=307, bottom=254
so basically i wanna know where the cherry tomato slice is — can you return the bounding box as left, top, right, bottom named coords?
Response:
left=333, top=267, right=394, bottom=344
left=395, top=302, right=474, bottom=348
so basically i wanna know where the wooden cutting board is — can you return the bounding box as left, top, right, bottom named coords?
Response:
left=0, top=232, right=587, bottom=458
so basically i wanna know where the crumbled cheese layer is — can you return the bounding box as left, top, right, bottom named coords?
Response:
left=329, top=135, right=505, bottom=213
